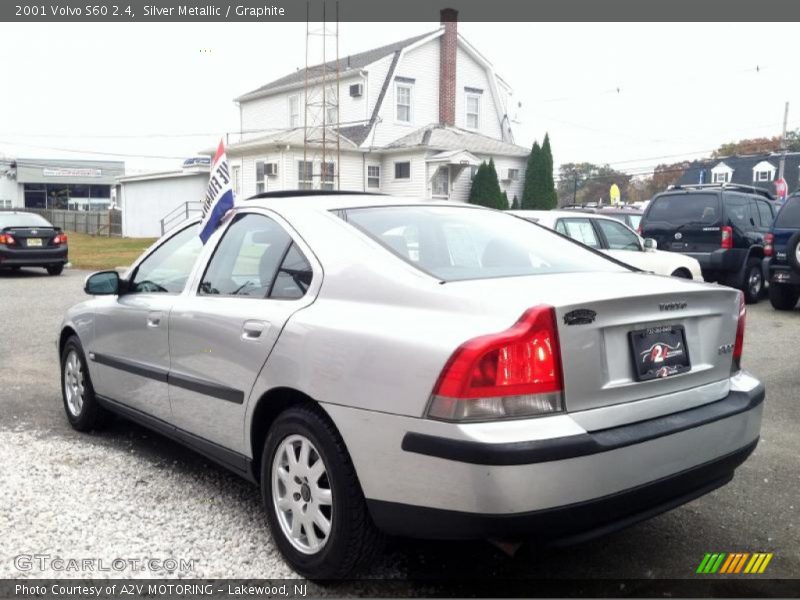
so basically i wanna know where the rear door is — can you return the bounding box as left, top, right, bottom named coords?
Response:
left=642, top=192, right=723, bottom=252
left=168, top=211, right=319, bottom=452
left=91, top=223, right=203, bottom=421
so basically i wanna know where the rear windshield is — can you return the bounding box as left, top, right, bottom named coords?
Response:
left=646, top=193, right=720, bottom=226
left=775, top=197, right=800, bottom=228
left=0, top=213, right=52, bottom=228
left=344, top=206, right=628, bottom=282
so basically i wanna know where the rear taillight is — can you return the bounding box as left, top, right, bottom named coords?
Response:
left=52, top=233, right=68, bottom=245
left=721, top=226, right=733, bottom=249
left=732, top=292, right=746, bottom=373
left=427, top=306, right=564, bottom=422
left=764, top=232, right=774, bottom=257
left=0, top=233, right=16, bottom=245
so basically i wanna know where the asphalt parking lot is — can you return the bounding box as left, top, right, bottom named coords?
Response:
left=0, top=267, right=798, bottom=585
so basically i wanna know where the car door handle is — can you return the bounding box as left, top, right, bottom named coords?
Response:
left=147, top=311, right=162, bottom=328
left=242, top=320, right=269, bottom=341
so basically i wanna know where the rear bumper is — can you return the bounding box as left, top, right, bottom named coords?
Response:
left=769, top=263, right=800, bottom=285
left=367, top=439, right=757, bottom=542
left=684, top=249, right=743, bottom=278
left=325, top=372, right=763, bottom=540
left=0, top=246, right=68, bottom=267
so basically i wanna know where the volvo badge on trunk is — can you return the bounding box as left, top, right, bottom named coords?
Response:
left=563, top=309, right=597, bottom=325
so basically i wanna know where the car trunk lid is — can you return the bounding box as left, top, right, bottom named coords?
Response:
left=3, top=226, right=59, bottom=249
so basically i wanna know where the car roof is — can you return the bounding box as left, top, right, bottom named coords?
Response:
left=243, top=191, right=461, bottom=213
left=509, top=209, right=630, bottom=222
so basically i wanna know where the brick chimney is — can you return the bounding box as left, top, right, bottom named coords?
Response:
left=439, top=8, right=458, bottom=126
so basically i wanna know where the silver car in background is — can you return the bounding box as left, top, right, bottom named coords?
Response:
left=58, top=193, right=763, bottom=578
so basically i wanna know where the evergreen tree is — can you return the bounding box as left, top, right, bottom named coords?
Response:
left=501, top=190, right=509, bottom=210
left=468, top=160, right=505, bottom=209
left=540, top=133, right=558, bottom=209
left=522, top=141, right=541, bottom=209
left=511, top=195, right=520, bottom=209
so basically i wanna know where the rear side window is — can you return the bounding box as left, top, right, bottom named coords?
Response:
left=646, top=193, right=720, bottom=225
left=0, top=213, right=52, bottom=228
left=724, top=195, right=752, bottom=230
left=774, top=197, right=800, bottom=228
left=555, top=218, right=601, bottom=249
left=344, top=206, right=626, bottom=281
left=199, top=213, right=312, bottom=299
left=756, top=201, right=774, bottom=228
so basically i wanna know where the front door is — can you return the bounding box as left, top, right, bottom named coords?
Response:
left=167, top=212, right=317, bottom=453
left=90, top=223, right=202, bottom=421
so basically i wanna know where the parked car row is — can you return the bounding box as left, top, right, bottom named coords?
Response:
left=58, top=191, right=763, bottom=578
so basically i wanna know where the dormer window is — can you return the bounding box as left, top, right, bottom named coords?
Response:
left=752, top=160, right=776, bottom=183
left=711, top=161, right=733, bottom=184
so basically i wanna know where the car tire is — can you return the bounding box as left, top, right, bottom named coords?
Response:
left=47, top=264, right=64, bottom=276
left=787, top=232, right=800, bottom=273
left=768, top=283, right=800, bottom=311
left=670, top=268, right=692, bottom=279
left=60, top=336, right=112, bottom=431
left=261, top=404, right=382, bottom=579
left=741, top=258, right=764, bottom=304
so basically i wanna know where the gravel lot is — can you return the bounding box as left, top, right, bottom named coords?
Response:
left=1, top=267, right=798, bottom=585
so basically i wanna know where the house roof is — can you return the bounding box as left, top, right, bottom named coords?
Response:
left=677, top=152, right=800, bottom=194
left=383, top=124, right=529, bottom=157
left=235, top=30, right=437, bottom=102
left=224, top=127, right=362, bottom=154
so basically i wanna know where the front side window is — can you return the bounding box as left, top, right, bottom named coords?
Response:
left=555, top=218, right=601, bottom=249
left=466, top=93, right=480, bottom=129
left=396, top=84, right=412, bottom=123
left=289, top=95, right=300, bottom=128
left=345, top=206, right=626, bottom=282
left=431, top=167, right=449, bottom=197
left=595, top=218, right=641, bottom=250
left=199, top=213, right=312, bottom=299
left=131, top=224, right=202, bottom=294
left=395, top=161, right=411, bottom=180
left=298, top=161, right=313, bottom=190
left=367, top=165, right=380, bottom=188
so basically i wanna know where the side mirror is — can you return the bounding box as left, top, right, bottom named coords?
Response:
left=84, top=270, right=121, bottom=295
left=643, top=238, right=658, bottom=251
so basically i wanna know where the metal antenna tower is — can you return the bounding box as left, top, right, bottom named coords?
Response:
left=303, top=0, right=341, bottom=191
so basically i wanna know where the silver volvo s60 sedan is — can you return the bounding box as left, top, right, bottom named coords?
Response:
left=58, top=192, right=763, bottom=578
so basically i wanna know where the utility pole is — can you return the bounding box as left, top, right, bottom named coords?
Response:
left=778, top=101, right=790, bottom=181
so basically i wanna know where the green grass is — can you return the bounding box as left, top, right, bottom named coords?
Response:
left=67, top=232, right=157, bottom=271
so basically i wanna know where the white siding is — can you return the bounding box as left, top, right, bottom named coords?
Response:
left=489, top=155, right=526, bottom=206
left=379, top=152, right=427, bottom=197
left=454, top=47, right=503, bottom=140
left=0, top=177, right=19, bottom=207
left=120, top=175, right=208, bottom=238
left=371, top=41, right=441, bottom=148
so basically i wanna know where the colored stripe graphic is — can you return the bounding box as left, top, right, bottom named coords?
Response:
left=698, top=552, right=773, bottom=574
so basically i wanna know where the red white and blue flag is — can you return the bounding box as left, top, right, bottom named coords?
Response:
left=199, top=139, right=235, bottom=243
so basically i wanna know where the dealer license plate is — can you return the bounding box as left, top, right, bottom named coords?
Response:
left=629, top=325, right=690, bottom=381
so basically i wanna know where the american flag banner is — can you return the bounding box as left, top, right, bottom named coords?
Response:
left=199, top=139, right=235, bottom=243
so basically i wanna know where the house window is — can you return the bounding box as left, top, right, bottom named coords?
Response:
left=321, top=162, right=335, bottom=190
left=507, top=168, right=520, bottom=181
left=756, top=171, right=770, bottom=181
left=298, top=160, right=313, bottom=189
left=326, top=106, right=337, bottom=125
left=470, top=165, right=478, bottom=181
left=431, top=167, right=449, bottom=197
left=232, top=165, right=241, bottom=196
left=713, top=171, right=730, bottom=184
left=367, top=165, right=380, bottom=188
left=255, top=161, right=265, bottom=194
left=396, top=83, right=412, bottom=123
left=394, top=161, right=411, bottom=179
left=466, top=93, right=481, bottom=129
left=0, top=199, right=10, bottom=209
left=289, top=95, right=300, bottom=128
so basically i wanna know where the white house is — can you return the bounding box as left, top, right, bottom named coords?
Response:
left=224, top=9, right=529, bottom=204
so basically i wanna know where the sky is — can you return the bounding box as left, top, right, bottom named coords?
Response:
left=1, top=21, right=799, bottom=178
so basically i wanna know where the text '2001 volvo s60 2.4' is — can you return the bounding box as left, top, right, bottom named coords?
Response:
left=58, top=192, right=764, bottom=578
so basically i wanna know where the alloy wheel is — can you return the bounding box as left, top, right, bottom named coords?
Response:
left=63, top=350, right=85, bottom=417
left=271, top=434, right=333, bottom=555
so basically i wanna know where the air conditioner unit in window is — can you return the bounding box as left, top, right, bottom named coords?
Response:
left=349, top=83, right=364, bottom=97
left=265, top=163, right=278, bottom=177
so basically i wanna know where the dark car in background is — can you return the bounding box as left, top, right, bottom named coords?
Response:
left=0, top=212, right=68, bottom=275
left=765, top=193, right=800, bottom=310
left=640, top=183, right=776, bottom=303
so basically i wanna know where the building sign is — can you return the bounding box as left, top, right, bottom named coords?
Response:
left=42, top=167, right=103, bottom=178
